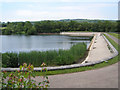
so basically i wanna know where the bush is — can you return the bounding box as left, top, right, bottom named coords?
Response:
left=2, top=63, right=50, bottom=88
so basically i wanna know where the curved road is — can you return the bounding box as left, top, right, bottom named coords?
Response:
left=35, top=33, right=119, bottom=88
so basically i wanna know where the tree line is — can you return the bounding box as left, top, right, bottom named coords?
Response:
left=1, top=20, right=119, bottom=35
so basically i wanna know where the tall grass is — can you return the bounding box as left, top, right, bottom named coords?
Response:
left=2, top=43, right=87, bottom=67
left=2, top=53, right=18, bottom=67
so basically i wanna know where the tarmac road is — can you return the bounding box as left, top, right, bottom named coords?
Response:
left=34, top=33, right=119, bottom=88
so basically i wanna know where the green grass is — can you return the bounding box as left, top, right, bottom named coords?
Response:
left=0, top=27, right=6, bottom=30
left=104, top=34, right=119, bottom=51
left=108, top=33, right=120, bottom=39
left=3, top=33, right=120, bottom=76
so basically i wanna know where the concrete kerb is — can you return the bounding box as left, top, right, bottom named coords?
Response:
left=82, top=34, right=96, bottom=64
left=102, top=34, right=118, bottom=55
left=1, top=33, right=118, bottom=72
left=87, top=34, right=96, bottom=51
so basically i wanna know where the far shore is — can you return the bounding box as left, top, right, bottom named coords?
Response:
left=37, top=33, right=60, bottom=35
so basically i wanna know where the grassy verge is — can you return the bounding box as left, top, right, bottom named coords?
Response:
left=108, top=33, right=120, bottom=39
left=0, top=27, right=6, bottom=30
left=2, top=43, right=87, bottom=67
left=104, top=34, right=119, bottom=51
left=3, top=33, right=120, bottom=76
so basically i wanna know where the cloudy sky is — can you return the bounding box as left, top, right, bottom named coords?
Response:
left=0, top=0, right=119, bottom=22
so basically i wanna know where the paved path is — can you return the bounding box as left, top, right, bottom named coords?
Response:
left=82, top=33, right=113, bottom=63
left=35, top=63, right=118, bottom=88
left=105, top=33, right=120, bottom=45
left=34, top=32, right=119, bottom=88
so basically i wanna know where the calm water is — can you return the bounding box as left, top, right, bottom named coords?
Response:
left=0, top=35, right=91, bottom=53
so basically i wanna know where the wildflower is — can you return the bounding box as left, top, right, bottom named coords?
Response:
left=25, top=72, right=27, bottom=75
left=10, top=73, right=13, bottom=77
left=18, top=79, right=22, bottom=82
left=11, top=81, right=14, bottom=84
left=23, top=63, right=27, bottom=68
left=9, top=77, right=12, bottom=80
left=17, top=70, right=20, bottom=73
left=3, top=70, right=6, bottom=73
left=29, top=63, right=31, bottom=66
left=41, top=62, right=46, bottom=67
left=28, top=66, right=31, bottom=70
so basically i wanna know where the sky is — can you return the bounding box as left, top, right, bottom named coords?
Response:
left=0, top=0, right=119, bottom=22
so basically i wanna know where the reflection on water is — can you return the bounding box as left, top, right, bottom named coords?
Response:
left=1, top=35, right=91, bottom=53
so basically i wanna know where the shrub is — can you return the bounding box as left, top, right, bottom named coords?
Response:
left=2, top=63, right=50, bottom=88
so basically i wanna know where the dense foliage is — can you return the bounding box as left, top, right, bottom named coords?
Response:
left=2, top=63, right=50, bottom=88
left=2, top=43, right=87, bottom=67
left=1, top=20, right=118, bottom=35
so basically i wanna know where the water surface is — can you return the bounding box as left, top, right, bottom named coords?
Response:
left=1, top=35, right=91, bottom=53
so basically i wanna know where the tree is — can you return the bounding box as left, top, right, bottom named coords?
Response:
left=24, top=21, right=32, bottom=33
left=4, top=23, right=13, bottom=35
left=116, top=20, right=120, bottom=32
left=2, top=20, right=118, bottom=35
left=27, top=26, right=37, bottom=35
left=15, top=22, right=24, bottom=34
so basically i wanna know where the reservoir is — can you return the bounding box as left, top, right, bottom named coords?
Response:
left=1, top=35, right=91, bottom=53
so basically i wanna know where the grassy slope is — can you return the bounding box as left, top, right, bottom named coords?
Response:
left=0, top=27, right=6, bottom=30
left=108, top=33, right=120, bottom=39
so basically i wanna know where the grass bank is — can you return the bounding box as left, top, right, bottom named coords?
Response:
left=2, top=43, right=87, bottom=68
left=108, top=33, right=120, bottom=39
